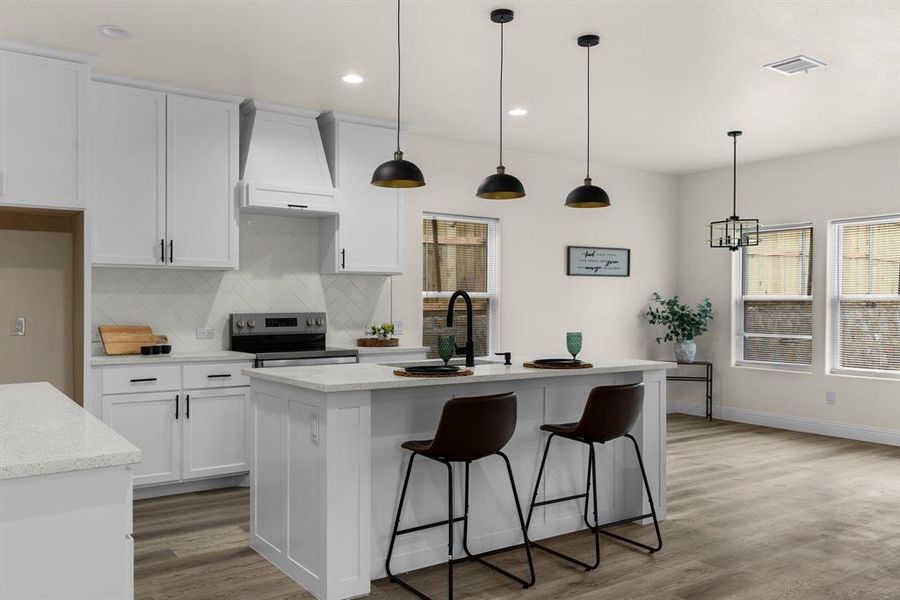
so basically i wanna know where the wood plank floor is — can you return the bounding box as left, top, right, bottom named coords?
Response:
left=134, top=414, right=900, bottom=599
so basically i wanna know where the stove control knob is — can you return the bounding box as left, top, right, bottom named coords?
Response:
left=236, top=319, right=246, bottom=329
left=315, top=318, right=324, bottom=326
left=247, top=320, right=256, bottom=329
left=306, top=318, right=314, bottom=326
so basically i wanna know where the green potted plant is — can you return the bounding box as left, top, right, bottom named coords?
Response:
left=645, top=293, right=713, bottom=363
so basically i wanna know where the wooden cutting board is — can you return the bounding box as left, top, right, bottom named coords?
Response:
left=99, top=325, right=168, bottom=356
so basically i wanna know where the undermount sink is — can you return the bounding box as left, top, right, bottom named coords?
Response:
left=379, top=357, right=500, bottom=369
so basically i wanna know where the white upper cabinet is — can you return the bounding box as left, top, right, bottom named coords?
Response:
left=91, top=80, right=239, bottom=269
left=92, top=82, right=166, bottom=266
left=0, top=49, right=89, bottom=209
left=239, top=101, right=336, bottom=216
left=317, top=113, right=404, bottom=275
left=166, top=93, right=239, bottom=268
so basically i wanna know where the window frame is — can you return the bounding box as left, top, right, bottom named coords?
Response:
left=829, top=214, right=900, bottom=380
left=733, top=222, right=814, bottom=372
left=422, top=212, right=500, bottom=357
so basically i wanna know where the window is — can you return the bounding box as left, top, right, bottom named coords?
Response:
left=422, top=214, right=498, bottom=359
left=832, top=216, right=900, bottom=375
left=736, top=226, right=813, bottom=368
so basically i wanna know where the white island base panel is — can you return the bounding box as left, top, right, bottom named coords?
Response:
left=247, top=364, right=669, bottom=600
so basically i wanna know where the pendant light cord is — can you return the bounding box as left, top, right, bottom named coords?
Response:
left=395, top=0, right=401, bottom=153
left=732, top=134, right=737, bottom=217
left=586, top=44, right=591, bottom=180
left=498, top=20, right=504, bottom=168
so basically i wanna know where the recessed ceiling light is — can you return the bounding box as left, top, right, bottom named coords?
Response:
left=97, top=24, right=133, bottom=40
left=508, top=107, right=528, bottom=117
left=342, top=73, right=365, bottom=84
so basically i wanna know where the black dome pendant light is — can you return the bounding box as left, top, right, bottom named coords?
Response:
left=371, top=0, right=425, bottom=188
left=708, top=131, right=760, bottom=250
left=566, top=34, right=609, bottom=208
left=476, top=8, right=525, bottom=200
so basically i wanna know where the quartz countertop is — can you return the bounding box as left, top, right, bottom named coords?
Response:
left=243, top=358, right=676, bottom=393
left=91, top=350, right=256, bottom=366
left=0, top=382, right=141, bottom=480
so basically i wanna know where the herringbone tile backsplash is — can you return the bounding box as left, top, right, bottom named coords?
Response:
left=92, top=215, right=391, bottom=353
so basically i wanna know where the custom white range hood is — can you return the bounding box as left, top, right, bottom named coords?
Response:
left=238, top=100, right=337, bottom=217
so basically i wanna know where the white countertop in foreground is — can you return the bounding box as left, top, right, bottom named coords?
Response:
left=91, top=350, right=256, bottom=366
left=243, top=358, right=676, bottom=393
left=0, top=382, right=141, bottom=480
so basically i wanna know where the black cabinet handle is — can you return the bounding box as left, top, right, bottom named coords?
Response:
left=341, top=248, right=346, bottom=269
left=186, top=394, right=190, bottom=419
left=130, top=377, right=157, bottom=383
left=287, top=204, right=308, bottom=209
left=207, top=374, right=232, bottom=379
left=169, top=240, right=174, bottom=263
left=175, top=394, right=179, bottom=420
left=160, top=238, right=165, bottom=263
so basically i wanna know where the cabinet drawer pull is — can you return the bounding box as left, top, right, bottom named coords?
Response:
left=129, top=377, right=157, bottom=383
left=175, top=394, right=179, bottom=420
left=186, top=394, right=190, bottom=419
left=287, top=204, right=308, bottom=209
left=169, top=239, right=174, bottom=263
left=341, top=248, right=346, bottom=269
left=207, top=374, right=232, bottom=378
left=160, top=238, right=165, bottom=263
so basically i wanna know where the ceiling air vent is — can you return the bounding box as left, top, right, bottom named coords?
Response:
left=764, top=55, right=827, bottom=76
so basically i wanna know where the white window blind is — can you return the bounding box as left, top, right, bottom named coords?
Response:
left=422, top=214, right=498, bottom=359
left=832, top=216, right=900, bottom=374
left=738, top=226, right=813, bottom=367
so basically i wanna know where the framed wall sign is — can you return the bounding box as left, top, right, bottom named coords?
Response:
left=566, top=246, right=630, bottom=277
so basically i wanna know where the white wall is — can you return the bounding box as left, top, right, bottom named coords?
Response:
left=674, top=138, right=900, bottom=441
left=391, top=133, right=679, bottom=361
left=92, top=214, right=391, bottom=352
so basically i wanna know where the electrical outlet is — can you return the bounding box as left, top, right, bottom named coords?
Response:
left=393, top=319, right=404, bottom=335
left=11, top=316, right=25, bottom=336
left=196, top=327, right=215, bottom=340
left=825, top=391, right=836, bottom=405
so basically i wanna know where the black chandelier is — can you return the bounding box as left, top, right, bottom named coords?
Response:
left=565, top=34, right=609, bottom=208
left=476, top=8, right=525, bottom=200
left=708, top=131, right=759, bottom=250
left=371, top=0, right=426, bottom=188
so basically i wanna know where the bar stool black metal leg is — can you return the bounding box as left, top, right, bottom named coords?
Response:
left=386, top=452, right=417, bottom=584
left=593, top=435, right=663, bottom=553
left=458, top=456, right=536, bottom=588
left=527, top=435, right=600, bottom=571
left=446, top=459, right=454, bottom=600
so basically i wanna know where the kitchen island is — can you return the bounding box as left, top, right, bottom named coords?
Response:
left=244, top=358, right=674, bottom=600
left=0, top=382, right=141, bottom=599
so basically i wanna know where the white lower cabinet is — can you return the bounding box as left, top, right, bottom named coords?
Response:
left=182, top=388, right=249, bottom=480
left=99, top=361, right=252, bottom=490
left=103, top=391, right=181, bottom=486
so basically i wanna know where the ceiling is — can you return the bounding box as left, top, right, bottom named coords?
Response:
left=1, top=0, right=898, bottom=174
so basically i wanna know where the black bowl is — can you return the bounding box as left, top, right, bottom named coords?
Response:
left=404, top=365, right=461, bottom=375
left=159, top=345, right=172, bottom=354
left=151, top=345, right=162, bottom=355
left=140, top=346, right=154, bottom=355
left=533, top=358, right=582, bottom=366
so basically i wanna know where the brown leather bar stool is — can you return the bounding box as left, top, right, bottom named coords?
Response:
left=386, top=391, right=535, bottom=600
left=525, top=382, right=662, bottom=571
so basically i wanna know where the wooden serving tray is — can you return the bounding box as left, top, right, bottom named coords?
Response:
left=99, top=325, right=168, bottom=356
left=523, top=361, right=594, bottom=369
left=393, top=368, right=474, bottom=378
left=357, top=337, right=399, bottom=347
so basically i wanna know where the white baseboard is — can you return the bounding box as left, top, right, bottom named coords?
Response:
left=668, top=402, right=900, bottom=447
left=133, top=474, right=247, bottom=500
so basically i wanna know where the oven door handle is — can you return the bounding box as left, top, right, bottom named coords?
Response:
left=256, top=356, right=359, bottom=368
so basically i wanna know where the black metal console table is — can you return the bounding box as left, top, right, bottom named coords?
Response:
left=667, top=361, right=713, bottom=420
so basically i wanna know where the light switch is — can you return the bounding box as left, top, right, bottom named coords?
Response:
left=11, top=317, right=25, bottom=336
